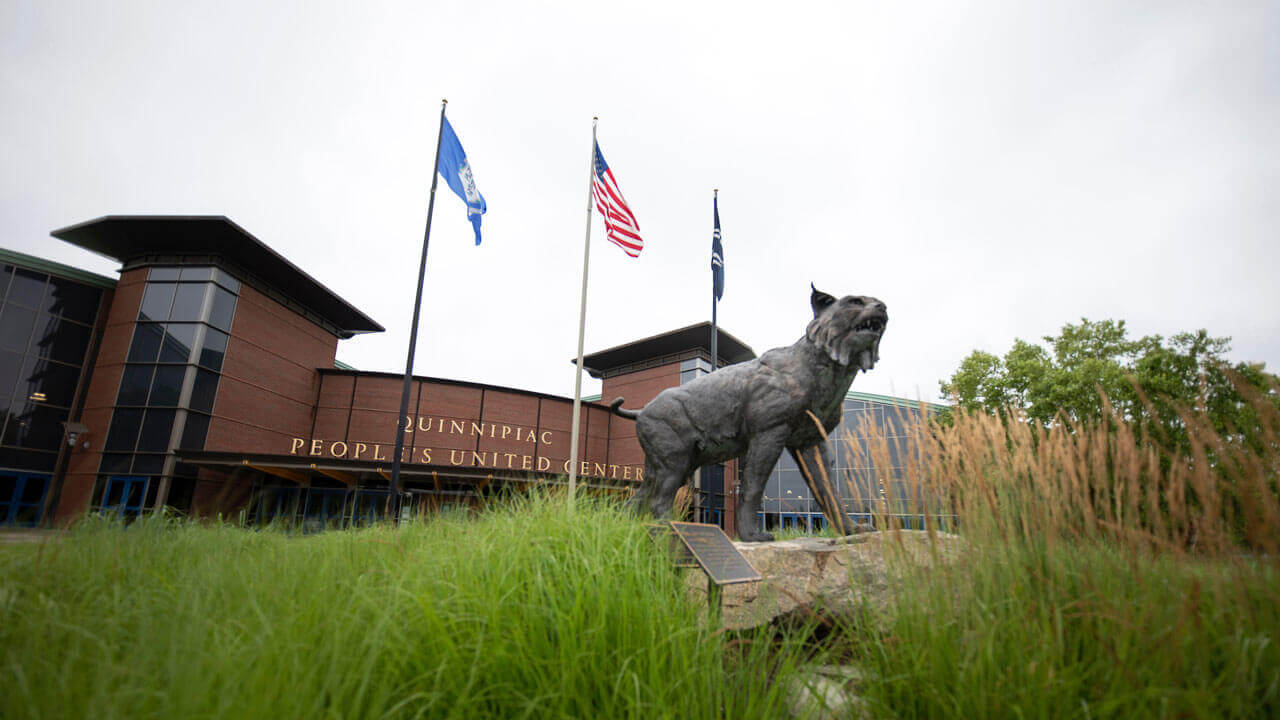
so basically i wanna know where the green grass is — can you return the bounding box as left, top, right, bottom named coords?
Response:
left=5, top=380, right=1280, bottom=718
left=824, top=382, right=1280, bottom=719
left=0, top=496, right=817, bottom=720
left=838, top=534, right=1279, bottom=718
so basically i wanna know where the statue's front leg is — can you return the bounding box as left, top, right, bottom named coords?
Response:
left=736, top=427, right=788, bottom=542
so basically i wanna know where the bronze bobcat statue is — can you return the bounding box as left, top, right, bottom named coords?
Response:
left=610, top=285, right=887, bottom=541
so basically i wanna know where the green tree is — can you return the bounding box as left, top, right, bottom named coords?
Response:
left=940, top=319, right=1279, bottom=456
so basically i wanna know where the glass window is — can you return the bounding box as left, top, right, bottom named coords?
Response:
left=189, top=369, right=219, bottom=413
left=208, top=286, right=237, bottom=331
left=179, top=267, right=214, bottom=282
left=180, top=412, right=210, bottom=449
left=30, top=312, right=62, bottom=350
left=99, top=453, right=132, bottom=474
left=0, top=350, right=23, bottom=398
left=199, top=328, right=228, bottom=371
left=43, top=278, right=101, bottom=324
left=169, top=283, right=207, bottom=322
left=143, top=480, right=159, bottom=508
left=0, top=305, right=36, bottom=353
left=158, top=323, right=197, bottom=363
left=6, top=269, right=47, bottom=309
left=103, top=479, right=126, bottom=507
left=0, top=266, right=11, bottom=299
left=19, top=356, right=79, bottom=408
left=3, top=403, right=69, bottom=450
left=137, top=409, right=175, bottom=452
left=166, top=477, right=196, bottom=513
left=36, top=315, right=92, bottom=365
left=118, top=365, right=154, bottom=406
left=148, top=366, right=186, bottom=407
left=0, top=447, right=55, bottom=473
left=124, top=479, right=146, bottom=509
left=139, top=282, right=177, bottom=321
left=127, top=323, right=164, bottom=362
left=131, top=454, right=165, bottom=474
left=148, top=267, right=180, bottom=281
left=212, top=269, right=240, bottom=294
left=105, top=409, right=144, bottom=451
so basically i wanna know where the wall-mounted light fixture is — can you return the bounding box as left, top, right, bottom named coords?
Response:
left=62, top=421, right=89, bottom=449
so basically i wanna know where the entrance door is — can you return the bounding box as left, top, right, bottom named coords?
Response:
left=351, top=490, right=390, bottom=527
left=303, top=488, right=348, bottom=532
left=0, top=473, right=50, bottom=527
left=102, top=476, right=149, bottom=519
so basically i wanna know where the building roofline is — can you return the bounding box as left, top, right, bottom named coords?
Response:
left=578, top=321, right=755, bottom=376
left=0, top=247, right=117, bottom=289
left=846, top=389, right=948, bottom=411
left=51, top=215, right=383, bottom=337
left=319, top=368, right=614, bottom=409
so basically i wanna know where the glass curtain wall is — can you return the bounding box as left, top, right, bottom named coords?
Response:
left=0, top=263, right=103, bottom=525
left=760, top=396, right=941, bottom=532
left=98, top=266, right=239, bottom=516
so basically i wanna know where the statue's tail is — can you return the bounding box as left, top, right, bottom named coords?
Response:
left=609, top=397, right=640, bottom=420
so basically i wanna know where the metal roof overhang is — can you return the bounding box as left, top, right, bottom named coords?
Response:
left=175, top=450, right=637, bottom=492
left=578, top=321, right=755, bottom=377
left=51, top=216, right=383, bottom=337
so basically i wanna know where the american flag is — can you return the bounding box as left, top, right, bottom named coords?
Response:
left=592, top=141, right=643, bottom=257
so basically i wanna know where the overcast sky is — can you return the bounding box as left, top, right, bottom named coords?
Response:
left=4, top=0, right=1278, bottom=403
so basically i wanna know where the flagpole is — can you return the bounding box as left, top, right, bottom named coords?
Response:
left=711, top=188, right=719, bottom=372
left=567, top=117, right=598, bottom=510
left=388, top=98, right=448, bottom=516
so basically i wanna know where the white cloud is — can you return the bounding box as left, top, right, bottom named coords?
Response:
left=3, top=0, right=1277, bottom=403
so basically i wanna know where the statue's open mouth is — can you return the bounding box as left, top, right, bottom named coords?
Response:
left=854, top=312, right=887, bottom=335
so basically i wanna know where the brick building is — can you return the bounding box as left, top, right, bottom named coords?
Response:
left=1, top=216, right=939, bottom=536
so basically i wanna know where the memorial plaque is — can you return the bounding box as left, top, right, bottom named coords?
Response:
left=668, top=522, right=762, bottom=586
left=646, top=523, right=698, bottom=568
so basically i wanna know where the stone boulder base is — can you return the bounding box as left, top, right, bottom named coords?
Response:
left=685, top=530, right=963, bottom=630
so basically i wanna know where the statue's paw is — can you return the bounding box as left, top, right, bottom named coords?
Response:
left=737, top=528, right=774, bottom=543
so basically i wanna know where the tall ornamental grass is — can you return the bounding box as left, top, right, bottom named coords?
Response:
left=837, top=379, right=1280, bottom=718
left=0, top=495, right=816, bottom=719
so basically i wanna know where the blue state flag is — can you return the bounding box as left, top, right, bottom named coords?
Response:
left=437, top=116, right=486, bottom=245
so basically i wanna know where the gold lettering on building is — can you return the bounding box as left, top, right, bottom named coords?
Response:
left=285, top=408, right=645, bottom=480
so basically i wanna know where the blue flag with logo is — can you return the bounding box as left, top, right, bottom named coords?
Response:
left=711, top=195, right=724, bottom=300
left=437, top=116, right=486, bottom=245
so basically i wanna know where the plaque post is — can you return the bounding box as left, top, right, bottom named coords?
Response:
left=707, top=576, right=722, bottom=625
left=665, top=521, right=761, bottom=626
